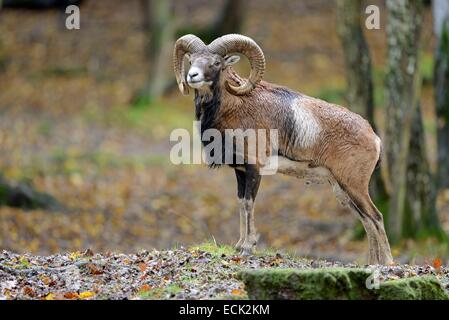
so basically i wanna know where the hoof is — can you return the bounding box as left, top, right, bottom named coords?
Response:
left=234, top=239, right=244, bottom=252
left=239, top=242, right=256, bottom=256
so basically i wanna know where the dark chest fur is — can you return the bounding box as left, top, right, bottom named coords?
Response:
left=194, top=84, right=241, bottom=168
left=194, top=84, right=221, bottom=137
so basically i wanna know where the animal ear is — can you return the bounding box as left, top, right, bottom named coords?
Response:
left=224, top=55, right=240, bottom=67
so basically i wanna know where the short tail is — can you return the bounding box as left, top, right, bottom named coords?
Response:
left=375, top=139, right=383, bottom=170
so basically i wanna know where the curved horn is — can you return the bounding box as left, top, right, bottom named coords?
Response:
left=173, top=34, right=207, bottom=95
left=208, top=34, right=265, bottom=96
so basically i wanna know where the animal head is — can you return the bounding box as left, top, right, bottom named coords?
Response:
left=173, top=34, right=266, bottom=96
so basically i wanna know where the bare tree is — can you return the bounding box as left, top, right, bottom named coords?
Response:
left=136, top=0, right=248, bottom=104
left=405, top=105, right=443, bottom=238
left=336, top=0, right=387, bottom=202
left=208, top=0, right=247, bottom=42
left=433, top=0, right=449, bottom=190
left=385, top=0, right=423, bottom=243
left=385, top=0, right=444, bottom=242
left=138, top=0, right=176, bottom=104
left=336, top=0, right=374, bottom=118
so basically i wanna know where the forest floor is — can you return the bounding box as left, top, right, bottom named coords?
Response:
left=1, top=243, right=449, bottom=300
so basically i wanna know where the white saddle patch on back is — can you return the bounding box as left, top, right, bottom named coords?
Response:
left=290, top=98, right=321, bottom=148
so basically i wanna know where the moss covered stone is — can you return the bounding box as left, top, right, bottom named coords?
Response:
left=378, top=276, right=449, bottom=300
left=238, top=268, right=449, bottom=300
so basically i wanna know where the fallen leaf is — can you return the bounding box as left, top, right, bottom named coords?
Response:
left=433, top=258, right=442, bottom=269
left=79, top=291, right=96, bottom=299
left=231, top=256, right=241, bottom=263
left=87, top=263, right=103, bottom=275
left=231, top=289, right=244, bottom=296
left=23, top=287, right=35, bottom=297
left=64, top=292, right=79, bottom=299
left=69, top=252, right=81, bottom=261
left=139, top=284, right=151, bottom=292
left=41, top=275, right=51, bottom=285
left=138, top=263, right=147, bottom=272
left=44, top=293, right=55, bottom=300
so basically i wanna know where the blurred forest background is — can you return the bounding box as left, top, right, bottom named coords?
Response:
left=0, top=0, right=448, bottom=264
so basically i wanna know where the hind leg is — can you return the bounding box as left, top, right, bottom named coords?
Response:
left=331, top=179, right=393, bottom=265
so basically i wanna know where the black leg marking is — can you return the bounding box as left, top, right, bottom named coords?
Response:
left=336, top=180, right=381, bottom=231
left=235, top=169, right=246, bottom=199
left=244, top=165, right=261, bottom=201
left=244, top=164, right=261, bottom=238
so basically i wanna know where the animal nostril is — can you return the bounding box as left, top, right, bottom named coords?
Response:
left=189, top=72, right=199, bottom=79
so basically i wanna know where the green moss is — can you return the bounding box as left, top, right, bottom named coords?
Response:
left=238, top=268, right=374, bottom=300
left=239, top=268, right=449, bottom=300
left=138, top=284, right=183, bottom=299
left=378, top=276, right=449, bottom=300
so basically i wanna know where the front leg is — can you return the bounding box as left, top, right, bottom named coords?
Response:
left=240, top=164, right=262, bottom=256
left=234, top=169, right=246, bottom=251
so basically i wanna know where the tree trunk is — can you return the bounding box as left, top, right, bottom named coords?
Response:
left=139, top=0, right=176, bottom=104
left=433, top=0, right=449, bottom=190
left=137, top=0, right=247, bottom=105
left=385, top=0, right=424, bottom=243
left=177, top=0, right=248, bottom=44
left=405, top=105, right=443, bottom=238
left=209, top=0, right=247, bottom=41
left=336, top=0, right=374, bottom=118
left=336, top=0, right=388, bottom=203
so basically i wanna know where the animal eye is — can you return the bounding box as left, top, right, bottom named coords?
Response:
left=214, top=61, right=220, bottom=66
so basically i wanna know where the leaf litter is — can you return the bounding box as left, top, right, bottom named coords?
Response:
left=1, top=245, right=449, bottom=300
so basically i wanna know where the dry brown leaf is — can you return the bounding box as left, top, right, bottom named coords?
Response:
left=139, top=284, right=151, bottom=292
left=433, top=258, right=443, bottom=269
left=87, top=263, right=103, bottom=275
left=138, top=262, right=147, bottom=272
left=23, top=286, right=35, bottom=297
left=64, top=292, right=79, bottom=299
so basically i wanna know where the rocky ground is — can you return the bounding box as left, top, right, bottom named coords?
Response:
left=1, top=243, right=448, bottom=300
